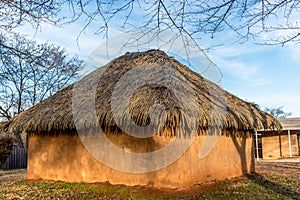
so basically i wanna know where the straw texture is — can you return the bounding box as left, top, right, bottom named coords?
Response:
left=0, top=50, right=281, bottom=136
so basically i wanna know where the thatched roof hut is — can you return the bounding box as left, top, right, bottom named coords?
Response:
left=1, top=49, right=280, bottom=188
left=1, top=50, right=279, bottom=134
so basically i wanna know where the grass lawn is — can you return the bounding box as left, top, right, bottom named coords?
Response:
left=0, top=161, right=299, bottom=199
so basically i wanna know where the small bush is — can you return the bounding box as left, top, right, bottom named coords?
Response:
left=0, top=134, right=14, bottom=167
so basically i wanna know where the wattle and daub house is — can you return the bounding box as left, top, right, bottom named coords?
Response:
left=0, top=50, right=280, bottom=188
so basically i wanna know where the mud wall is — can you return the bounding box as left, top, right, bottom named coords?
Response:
left=27, top=131, right=254, bottom=188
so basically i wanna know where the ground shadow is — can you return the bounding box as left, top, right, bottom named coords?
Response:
left=246, top=172, right=300, bottom=199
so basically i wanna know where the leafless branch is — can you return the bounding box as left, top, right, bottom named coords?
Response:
left=0, top=32, right=83, bottom=120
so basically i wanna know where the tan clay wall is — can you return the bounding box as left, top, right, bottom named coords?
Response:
left=262, top=132, right=299, bottom=159
left=27, top=132, right=254, bottom=188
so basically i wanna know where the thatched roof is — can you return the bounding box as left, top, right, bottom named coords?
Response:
left=0, top=50, right=281, bottom=136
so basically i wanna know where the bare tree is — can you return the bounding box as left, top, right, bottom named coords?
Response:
left=1, top=0, right=300, bottom=46
left=0, top=0, right=61, bottom=31
left=52, top=0, right=300, bottom=45
left=0, top=32, right=83, bottom=120
left=265, top=106, right=292, bottom=119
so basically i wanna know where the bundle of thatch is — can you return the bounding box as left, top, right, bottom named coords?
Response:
left=0, top=50, right=281, bottom=136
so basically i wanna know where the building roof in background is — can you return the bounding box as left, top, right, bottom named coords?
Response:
left=279, top=118, right=300, bottom=131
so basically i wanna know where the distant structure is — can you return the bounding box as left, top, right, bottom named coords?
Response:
left=0, top=50, right=280, bottom=188
left=256, top=118, right=300, bottom=160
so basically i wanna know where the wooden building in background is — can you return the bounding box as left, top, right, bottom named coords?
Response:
left=256, top=118, right=300, bottom=160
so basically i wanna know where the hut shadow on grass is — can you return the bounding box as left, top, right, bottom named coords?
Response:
left=245, top=172, right=300, bottom=199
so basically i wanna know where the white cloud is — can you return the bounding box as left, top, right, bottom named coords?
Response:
left=208, top=44, right=270, bottom=86
left=15, top=20, right=123, bottom=59
left=211, top=44, right=262, bottom=58
left=286, top=44, right=300, bottom=63
left=223, top=62, right=257, bottom=78
left=224, top=62, right=270, bottom=86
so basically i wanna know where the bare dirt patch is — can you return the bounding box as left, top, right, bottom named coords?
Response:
left=0, top=169, right=26, bottom=183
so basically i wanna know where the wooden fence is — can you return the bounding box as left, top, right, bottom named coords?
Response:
left=2, top=147, right=28, bottom=169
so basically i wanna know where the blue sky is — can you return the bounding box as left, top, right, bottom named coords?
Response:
left=15, top=15, right=300, bottom=117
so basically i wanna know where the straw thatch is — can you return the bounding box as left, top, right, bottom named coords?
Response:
left=1, top=50, right=281, bottom=136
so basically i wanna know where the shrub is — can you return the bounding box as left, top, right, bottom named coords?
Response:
left=0, top=134, right=14, bottom=167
